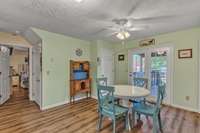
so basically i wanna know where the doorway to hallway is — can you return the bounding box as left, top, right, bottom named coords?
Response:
left=10, top=46, right=29, bottom=100
left=0, top=44, right=42, bottom=109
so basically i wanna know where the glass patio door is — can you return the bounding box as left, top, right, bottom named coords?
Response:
left=128, top=50, right=147, bottom=84
left=149, top=48, right=169, bottom=98
left=129, top=46, right=172, bottom=104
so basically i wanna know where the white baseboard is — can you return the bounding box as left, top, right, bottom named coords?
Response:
left=41, top=96, right=89, bottom=110
left=170, top=104, right=199, bottom=113
left=91, top=95, right=97, bottom=99
left=41, top=101, right=68, bottom=110
left=41, top=95, right=200, bottom=113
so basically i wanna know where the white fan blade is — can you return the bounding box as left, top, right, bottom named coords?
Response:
left=90, top=28, right=118, bottom=38
left=106, top=26, right=120, bottom=31
left=108, top=32, right=118, bottom=36
left=127, top=25, right=148, bottom=31
left=90, top=28, right=108, bottom=35
left=129, top=15, right=177, bottom=23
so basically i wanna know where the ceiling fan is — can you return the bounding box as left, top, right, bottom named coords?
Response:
left=88, top=0, right=176, bottom=41
left=91, top=14, right=177, bottom=40
left=104, top=18, right=147, bottom=40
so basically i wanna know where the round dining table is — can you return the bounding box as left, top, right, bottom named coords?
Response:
left=113, top=85, right=150, bottom=99
left=113, top=85, right=151, bottom=130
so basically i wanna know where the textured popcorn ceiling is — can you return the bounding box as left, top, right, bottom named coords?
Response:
left=0, top=0, right=200, bottom=41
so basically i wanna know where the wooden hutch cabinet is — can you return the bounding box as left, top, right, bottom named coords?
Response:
left=70, top=60, right=91, bottom=103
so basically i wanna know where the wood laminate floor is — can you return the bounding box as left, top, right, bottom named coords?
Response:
left=0, top=88, right=199, bottom=133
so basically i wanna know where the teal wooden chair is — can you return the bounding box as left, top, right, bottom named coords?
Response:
left=132, top=83, right=166, bottom=133
left=97, top=85, right=129, bottom=133
left=96, top=77, right=120, bottom=104
left=96, top=77, right=108, bottom=86
left=129, top=77, right=148, bottom=120
left=130, top=77, right=148, bottom=103
left=133, top=77, right=148, bottom=89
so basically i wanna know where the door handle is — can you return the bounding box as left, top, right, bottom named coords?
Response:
left=129, top=72, right=132, bottom=77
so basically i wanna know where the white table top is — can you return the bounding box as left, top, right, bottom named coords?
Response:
left=113, top=85, right=150, bottom=99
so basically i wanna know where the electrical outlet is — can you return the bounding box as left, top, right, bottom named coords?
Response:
left=185, top=96, right=190, bottom=101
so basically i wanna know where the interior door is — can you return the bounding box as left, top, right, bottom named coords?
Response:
left=32, top=47, right=42, bottom=108
left=0, top=46, right=10, bottom=104
left=100, top=48, right=114, bottom=85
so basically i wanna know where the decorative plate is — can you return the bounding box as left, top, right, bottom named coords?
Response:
left=75, top=48, right=83, bottom=57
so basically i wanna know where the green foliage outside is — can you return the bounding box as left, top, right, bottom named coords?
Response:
left=151, top=57, right=167, bottom=70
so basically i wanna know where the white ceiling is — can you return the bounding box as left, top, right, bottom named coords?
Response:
left=0, top=0, right=200, bottom=42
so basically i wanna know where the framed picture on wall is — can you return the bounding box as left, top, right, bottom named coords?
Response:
left=139, top=38, right=155, bottom=47
left=118, top=54, right=125, bottom=61
left=178, top=49, right=192, bottom=59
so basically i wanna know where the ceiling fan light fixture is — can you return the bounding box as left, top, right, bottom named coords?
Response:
left=124, top=31, right=130, bottom=38
left=116, top=32, right=125, bottom=40
left=74, top=0, right=83, bottom=3
left=116, top=31, right=130, bottom=40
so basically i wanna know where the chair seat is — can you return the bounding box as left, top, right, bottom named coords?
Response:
left=102, top=105, right=129, bottom=116
left=133, top=102, right=156, bottom=116
left=129, top=98, right=145, bottom=103
left=108, top=97, right=120, bottom=103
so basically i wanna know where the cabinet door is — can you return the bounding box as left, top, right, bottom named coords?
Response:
left=74, top=81, right=80, bottom=91
left=84, top=80, right=90, bottom=89
left=12, top=76, right=19, bottom=86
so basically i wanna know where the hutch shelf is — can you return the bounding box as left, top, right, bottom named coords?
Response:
left=70, top=60, right=91, bottom=103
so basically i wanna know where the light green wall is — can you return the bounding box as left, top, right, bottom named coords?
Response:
left=33, top=27, right=200, bottom=111
left=90, top=41, right=98, bottom=97
left=114, top=27, right=200, bottom=111
left=32, top=29, right=114, bottom=107
left=33, top=29, right=91, bottom=108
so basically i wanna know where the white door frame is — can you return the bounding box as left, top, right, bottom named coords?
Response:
left=198, top=41, right=200, bottom=112
left=0, top=43, right=33, bottom=101
left=32, top=45, right=42, bottom=109
left=0, top=47, right=10, bottom=104
left=128, top=43, right=174, bottom=104
left=128, top=48, right=147, bottom=84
